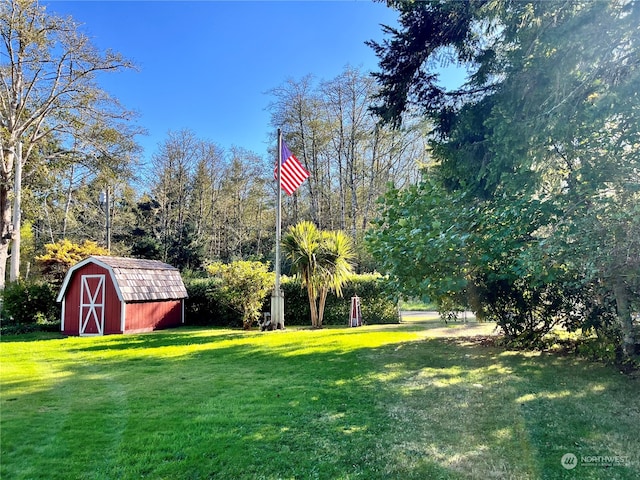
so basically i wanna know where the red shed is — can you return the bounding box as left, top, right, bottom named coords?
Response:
left=57, top=256, right=188, bottom=336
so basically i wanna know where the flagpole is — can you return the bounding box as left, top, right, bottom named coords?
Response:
left=276, top=128, right=282, bottom=292
left=271, top=128, right=285, bottom=329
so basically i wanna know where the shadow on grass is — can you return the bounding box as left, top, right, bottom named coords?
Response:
left=0, top=330, right=66, bottom=343
left=2, top=326, right=639, bottom=480
left=60, top=323, right=423, bottom=355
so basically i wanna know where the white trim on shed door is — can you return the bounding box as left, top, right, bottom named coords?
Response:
left=79, top=275, right=105, bottom=336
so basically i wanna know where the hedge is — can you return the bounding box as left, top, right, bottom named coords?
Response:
left=0, top=273, right=400, bottom=334
left=282, top=275, right=400, bottom=326
left=184, top=277, right=242, bottom=328
left=0, top=281, right=61, bottom=334
left=184, top=273, right=400, bottom=328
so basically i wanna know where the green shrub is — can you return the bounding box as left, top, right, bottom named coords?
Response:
left=207, top=261, right=274, bottom=330
left=283, top=274, right=400, bottom=326
left=185, top=272, right=399, bottom=329
left=184, top=278, right=240, bottom=328
left=1, top=281, right=60, bottom=334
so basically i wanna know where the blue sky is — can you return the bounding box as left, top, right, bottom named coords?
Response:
left=42, top=1, right=406, bottom=163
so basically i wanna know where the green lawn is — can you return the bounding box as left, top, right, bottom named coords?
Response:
left=1, top=315, right=638, bottom=479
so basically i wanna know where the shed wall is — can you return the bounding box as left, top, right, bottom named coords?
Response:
left=124, top=300, right=183, bottom=333
left=62, top=263, right=123, bottom=335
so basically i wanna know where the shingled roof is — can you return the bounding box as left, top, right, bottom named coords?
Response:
left=57, top=256, right=188, bottom=303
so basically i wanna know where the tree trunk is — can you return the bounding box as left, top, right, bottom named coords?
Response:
left=348, top=125, right=359, bottom=240
left=10, top=142, right=22, bottom=282
left=0, top=242, right=8, bottom=290
left=62, top=164, right=76, bottom=238
left=42, top=197, right=55, bottom=244
left=362, top=126, right=380, bottom=231
left=613, top=276, right=636, bottom=361
left=306, top=283, right=318, bottom=328
left=318, top=287, right=328, bottom=327
left=0, top=196, right=10, bottom=290
left=0, top=147, right=15, bottom=290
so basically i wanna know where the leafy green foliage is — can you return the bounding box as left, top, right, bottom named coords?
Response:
left=281, top=221, right=322, bottom=308
left=184, top=277, right=241, bottom=328
left=206, top=261, right=274, bottom=330
left=282, top=221, right=356, bottom=327
left=368, top=0, right=640, bottom=359
left=367, top=177, right=572, bottom=342
left=368, top=0, right=482, bottom=128
left=184, top=274, right=400, bottom=328
left=128, top=227, right=163, bottom=260
left=1, top=281, right=60, bottom=334
left=282, top=274, right=400, bottom=326
left=167, top=223, right=205, bottom=271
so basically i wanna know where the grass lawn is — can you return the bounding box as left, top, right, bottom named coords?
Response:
left=1, top=314, right=638, bottom=479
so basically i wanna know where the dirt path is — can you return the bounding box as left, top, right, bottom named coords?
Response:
left=398, top=311, right=500, bottom=339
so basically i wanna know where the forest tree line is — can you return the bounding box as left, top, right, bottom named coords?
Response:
left=18, top=67, right=427, bottom=276
left=2, top=1, right=426, bottom=283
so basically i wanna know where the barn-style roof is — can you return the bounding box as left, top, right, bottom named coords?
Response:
left=57, top=256, right=188, bottom=303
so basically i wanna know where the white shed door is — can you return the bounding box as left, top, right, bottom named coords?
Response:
left=79, top=275, right=105, bottom=336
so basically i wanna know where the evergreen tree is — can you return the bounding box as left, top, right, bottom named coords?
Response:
left=367, top=0, right=640, bottom=360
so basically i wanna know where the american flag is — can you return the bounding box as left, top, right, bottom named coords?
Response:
left=275, top=140, right=310, bottom=195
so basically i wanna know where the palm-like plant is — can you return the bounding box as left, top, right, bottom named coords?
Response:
left=282, top=221, right=354, bottom=328
left=317, top=230, right=355, bottom=327
left=282, top=221, right=322, bottom=327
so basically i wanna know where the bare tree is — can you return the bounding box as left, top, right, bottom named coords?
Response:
left=0, top=0, right=137, bottom=287
left=148, top=130, right=199, bottom=261
left=268, top=66, right=427, bottom=259
left=267, top=75, right=325, bottom=225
